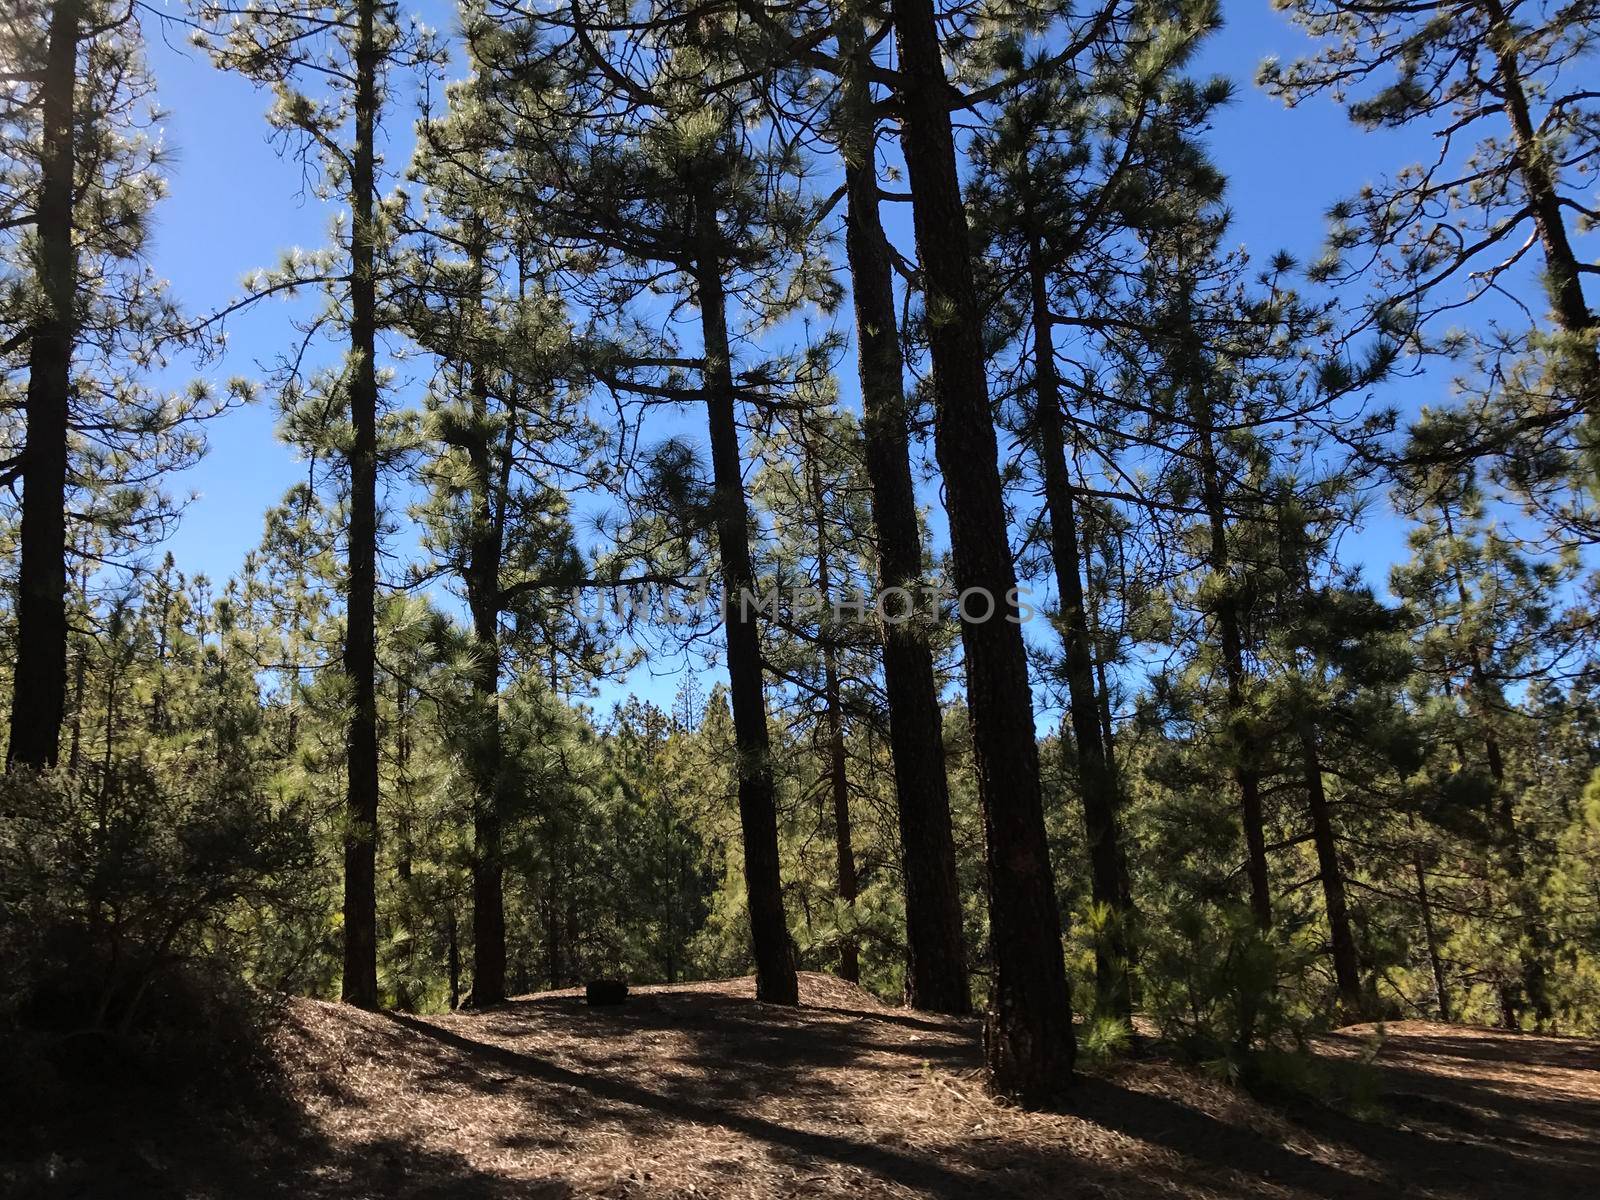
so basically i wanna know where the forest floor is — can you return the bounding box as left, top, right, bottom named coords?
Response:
left=10, top=972, right=1598, bottom=1198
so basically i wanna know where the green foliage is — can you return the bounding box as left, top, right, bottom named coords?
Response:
left=4, top=0, right=1600, bottom=1113
left=0, top=761, right=313, bottom=1033
left=1143, top=902, right=1299, bottom=1063
left=1078, top=1013, right=1133, bottom=1066
left=1249, top=1042, right=1385, bottom=1121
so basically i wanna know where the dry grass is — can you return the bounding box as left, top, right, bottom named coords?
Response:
left=10, top=976, right=1596, bottom=1198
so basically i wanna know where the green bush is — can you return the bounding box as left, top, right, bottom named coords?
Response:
left=0, top=761, right=313, bottom=1035
left=1143, top=902, right=1307, bottom=1068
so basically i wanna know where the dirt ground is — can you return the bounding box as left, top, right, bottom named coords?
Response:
left=11, top=973, right=1598, bottom=1198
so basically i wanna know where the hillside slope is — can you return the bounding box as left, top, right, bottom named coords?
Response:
left=11, top=973, right=1597, bottom=1198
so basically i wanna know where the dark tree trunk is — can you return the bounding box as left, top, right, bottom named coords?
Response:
left=1298, top=718, right=1362, bottom=1017
left=1481, top=724, right=1552, bottom=1027
left=1480, top=0, right=1596, bottom=349
left=1026, top=229, right=1133, bottom=1021
left=8, top=0, right=79, bottom=773
left=838, top=6, right=969, bottom=1015
left=446, top=905, right=461, bottom=1010
left=892, top=0, right=1074, bottom=1103
left=1440, top=512, right=1553, bottom=1029
left=809, top=452, right=859, bottom=983
left=467, top=596, right=506, bottom=1009
left=1415, top=853, right=1451, bottom=1022
left=692, top=179, right=797, bottom=1005
left=340, top=0, right=381, bottom=1010
left=467, top=691, right=502, bottom=1011
left=1189, top=346, right=1272, bottom=931
left=465, top=245, right=507, bottom=1008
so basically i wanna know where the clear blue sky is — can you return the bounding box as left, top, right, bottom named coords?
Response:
left=139, top=0, right=1454, bottom=711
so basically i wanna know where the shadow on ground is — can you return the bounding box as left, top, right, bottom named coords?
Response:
left=8, top=984, right=1595, bottom=1199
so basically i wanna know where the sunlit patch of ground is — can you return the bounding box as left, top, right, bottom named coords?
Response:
left=10, top=975, right=1596, bottom=1198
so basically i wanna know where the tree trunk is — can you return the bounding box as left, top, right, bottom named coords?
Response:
left=1298, top=717, right=1362, bottom=1017
left=1188, top=334, right=1272, bottom=931
left=1083, top=547, right=1137, bottom=935
left=1441, top=512, right=1553, bottom=1029
left=467, top=776, right=505, bottom=998
left=467, top=572, right=507, bottom=1008
left=465, top=246, right=507, bottom=1008
left=8, top=0, right=79, bottom=773
left=1480, top=0, right=1596, bottom=348
left=446, top=905, right=461, bottom=1010
left=892, top=0, right=1074, bottom=1103
left=340, top=0, right=381, bottom=1010
left=1409, top=822, right=1451, bottom=1022
left=1026, top=228, right=1133, bottom=1021
left=838, top=5, right=969, bottom=1014
left=809, top=450, right=860, bottom=983
left=692, top=177, right=797, bottom=1005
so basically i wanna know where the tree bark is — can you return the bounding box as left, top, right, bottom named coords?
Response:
left=1441, top=508, right=1553, bottom=1028
left=892, top=0, right=1074, bottom=1103
left=1187, top=320, right=1272, bottom=931
left=340, top=0, right=381, bottom=1010
left=1026, top=228, right=1133, bottom=1021
left=1298, top=717, right=1362, bottom=1017
left=692, top=177, right=797, bottom=1005
left=1409, top=818, right=1451, bottom=1022
left=809, top=449, right=860, bottom=983
left=8, top=0, right=79, bottom=773
left=837, top=6, right=969, bottom=1013
left=447, top=904, right=461, bottom=1010
left=1479, top=0, right=1596, bottom=347
left=463, top=244, right=507, bottom=1008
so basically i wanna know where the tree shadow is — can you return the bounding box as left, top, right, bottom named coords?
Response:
left=0, top=1024, right=570, bottom=1200
left=385, top=996, right=1600, bottom=1199
left=386, top=1012, right=1388, bottom=1199
left=19, top=996, right=1585, bottom=1199
left=385, top=1013, right=1127, bottom=1198
left=475, top=989, right=978, bottom=1104
left=1333, top=1028, right=1600, bottom=1072
left=1294, top=1027, right=1600, bottom=1188
left=795, top=1002, right=981, bottom=1037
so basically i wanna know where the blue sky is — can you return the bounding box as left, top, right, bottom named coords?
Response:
left=138, top=0, right=1464, bottom=712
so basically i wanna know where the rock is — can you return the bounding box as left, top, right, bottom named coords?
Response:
left=586, top=979, right=628, bottom=1006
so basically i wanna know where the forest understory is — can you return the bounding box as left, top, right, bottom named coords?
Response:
left=8, top=0, right=1600, bottom=1183
left=7, top=972, right=1596, bottom=1200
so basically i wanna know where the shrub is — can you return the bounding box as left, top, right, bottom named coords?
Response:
left=1143, top=902, right=1306, bottom=1067
left=0, top=760, right=313, bottom=1035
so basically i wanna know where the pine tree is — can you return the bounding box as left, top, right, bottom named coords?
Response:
left=2, top=2, right=215, bottom=769
left=459, top=0, right=844, bottom=1003
left=830, top=0, right=969, bottom=1014
left=1263, top=0, right=1599, bottom=478
left=403, top=52, right=600, bottom=1004
left=889, top=0, right=1078, bottom=1102
left=966, top=11, right=1227, bottom=1020
left=1390, top=474, right=1584, bottom=1027
left=749, top=376, right=881, bottom=984
left=1263, top=493, right=1412, bottom=1020
left=193, top=0, right=442, bottom=1008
